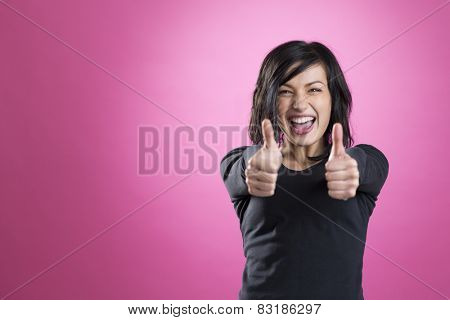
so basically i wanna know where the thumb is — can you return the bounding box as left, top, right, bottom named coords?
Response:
left=262, top=119, right=277, bottom=150
left=330, top=123, right=346, bottom=158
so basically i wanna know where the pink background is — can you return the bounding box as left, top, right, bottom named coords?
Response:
left=1, top=0, right=449, bottom=299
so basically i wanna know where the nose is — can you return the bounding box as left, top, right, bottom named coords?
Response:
left=292, top=95, right=309, bottom=111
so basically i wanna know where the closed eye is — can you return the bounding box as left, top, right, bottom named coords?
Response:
left=279, top=89, right=322, bottom=95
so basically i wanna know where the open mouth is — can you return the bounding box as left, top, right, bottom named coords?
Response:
left=289, top=116, right=316, bottom=135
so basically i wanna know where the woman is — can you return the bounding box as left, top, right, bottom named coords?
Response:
left=220, top=40, right=389, bottom=299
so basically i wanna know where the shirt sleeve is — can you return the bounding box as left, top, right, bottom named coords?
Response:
left=220, top=146, right=250, bottom=201
left=220, top=145, right=263, bottom=199
left=220, top=145, right=262, bottom=223
left=346, top=144, right=389, bottom=202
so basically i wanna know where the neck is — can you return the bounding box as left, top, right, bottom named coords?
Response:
left=282, top=138, right=327, bottom=169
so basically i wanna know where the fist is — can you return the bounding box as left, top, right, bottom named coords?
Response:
left=325, top=123, right=360, bottom=200
left=245, top=119, right=283, bottom=197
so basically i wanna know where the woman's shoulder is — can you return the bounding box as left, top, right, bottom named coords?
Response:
left=220, top=145, right=262, bottom=164
left=351, top=144, right=389, bottom=166
left=220, top=145, right=262, bottom=181
left=352, top=143, right=384, bottom=152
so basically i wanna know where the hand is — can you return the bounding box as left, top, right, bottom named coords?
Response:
left=325, top=123, right=360, bottom=200
left=245, top=119, right=283, bottom=197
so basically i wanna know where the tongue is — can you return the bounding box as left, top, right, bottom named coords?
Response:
left=292, top=120, right=313, bottom=134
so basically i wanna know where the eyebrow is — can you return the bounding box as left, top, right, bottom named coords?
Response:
left=281, top=80, right=325, bottom=87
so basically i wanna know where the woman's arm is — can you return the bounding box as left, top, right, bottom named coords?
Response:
left=220, top=146, right=249, bottom=202
left=346, top=144, right=389, bottom=201
left=220, top=146, right=255, bottom=222
left=220, top=144, right=264, bottom=197
left=220, top=146, right=251, bottom=200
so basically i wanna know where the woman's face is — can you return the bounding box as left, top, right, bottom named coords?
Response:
left=277, top=63, right=332, bottom=148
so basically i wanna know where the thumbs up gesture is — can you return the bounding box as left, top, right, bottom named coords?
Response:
left=325, top=123, right=360, bottom=200
left=245, top=119, right=283, bottom=197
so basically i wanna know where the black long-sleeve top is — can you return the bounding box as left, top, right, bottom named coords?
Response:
left=220, top=144, right=389, bottom=299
